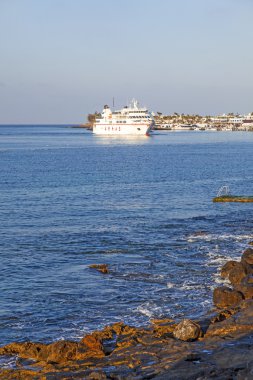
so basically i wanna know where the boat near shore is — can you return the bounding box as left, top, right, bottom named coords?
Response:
left=93, top=99, right=154, bottom=135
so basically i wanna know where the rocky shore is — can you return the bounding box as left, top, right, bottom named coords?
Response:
left=1, top=248, right=253, bottom=379
left=213, top=196, right=253, bottom=203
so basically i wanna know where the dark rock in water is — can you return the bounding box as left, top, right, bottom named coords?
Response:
left=173, top=319, right=201, bottom=341
left=220, top=260, right=239, bottom=279
left=89, top=264, right=109, bottom=274
left=241, top=248, right=253, bottom=266
left=248, top=241, right=253, bottom=246
left=228, top=262, right=247, bottom=285
left=235, top=275, right=253, bottom=299
left=213, top=286, right=244, bottom=308
left=192, top=230, right=207, bottom=236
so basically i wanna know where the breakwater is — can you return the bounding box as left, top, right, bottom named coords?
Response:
left=213, top=195, right=253, bottom=202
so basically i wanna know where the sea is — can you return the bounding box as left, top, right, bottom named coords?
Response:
left=1, top=125, right=253, bottom=346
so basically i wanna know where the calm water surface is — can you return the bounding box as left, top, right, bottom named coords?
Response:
left=0, top=125, right=253, bottom=345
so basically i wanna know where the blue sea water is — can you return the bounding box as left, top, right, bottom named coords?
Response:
left=0, top=125, right=253, bottom=345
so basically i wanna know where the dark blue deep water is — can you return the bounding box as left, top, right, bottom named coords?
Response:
left=1, top=125, right=253, bottom=345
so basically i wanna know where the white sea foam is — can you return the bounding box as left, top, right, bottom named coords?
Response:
left=212, top=272, right=230, bottom=286
left=187, top=233, right=253, bottom=243
left=166, top=282, right=174, bottom=289
left=180, top=281, right=204, bottom=291
left=0, top=355, right=18, bottom=369
left=136, top=302, right=162, bottom=318
left=200, top=299, right=212, bottom=308
left=205, top=250, right=236, bottom=268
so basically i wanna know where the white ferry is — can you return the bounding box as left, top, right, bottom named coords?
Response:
left=93, top=99, right=154, bottom=135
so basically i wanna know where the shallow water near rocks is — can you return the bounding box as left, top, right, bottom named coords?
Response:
left=0, top=126, right=253, bottom=345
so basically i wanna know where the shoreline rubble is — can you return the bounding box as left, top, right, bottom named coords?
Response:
left=1, top=248, right=253, bottom=379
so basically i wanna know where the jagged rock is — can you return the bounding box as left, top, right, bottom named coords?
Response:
left=80, top=334, right=104, bottom=353
left=153, top=324, right=176, bottom=338
left=235, top=275, right=253, bottom=299
left=0, top=342, right=46, bottom=360
left=241, top=248, right=253, bottom=266
left=220, top=260, right=239, bottom=279
left=213, top=286, right=244, bottom=308
left=173, top=319, right=201, bottom=341
left=206, top=303, right=253, bottom=337
left=0, top=338, right=105, bottom=364
left=89, top=264, right=109, bottom=274
left=210, top=308, right=237, bottom=323
left=42, top=340, right=79, bottom=362
left=228, top=262, right=247, bottom=285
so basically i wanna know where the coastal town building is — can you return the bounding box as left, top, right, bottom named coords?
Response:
left=153, top=112, right=253, bottom=131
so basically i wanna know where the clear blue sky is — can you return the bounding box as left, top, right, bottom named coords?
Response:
left=0, top=0, right=252, bottom=123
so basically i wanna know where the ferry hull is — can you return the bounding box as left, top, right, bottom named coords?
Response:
left=93, top=122, right=154, bottom=136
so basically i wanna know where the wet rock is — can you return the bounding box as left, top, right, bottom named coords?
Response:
left=0, top=338, right=106, bottom=364
left=0, top=342, right=46, bottom=360
left=80, top=334, right=104, bottom=353
left=0, top=369, right=37, bottom=380
left=241, top=248, right=253, bottom=266
left=220, top=260, right=238, bottom=279
left=89, top=264, right=109, bottom=274
left=86, top=371, right=107, bottom=379
left=238, top=299, right=253, bottom=310
left=235, top=275, right=253, bottom=299
left=42, top=340, right=79, bottom=362
left=213, top=286, right=244, bottom=308
left=210, top=308, right=237, bottom=324
left=192, top=230, right=207, bottom=236
left=233, top=303, right=253, bottom=326
left=150, top=318, right=174, bottom=325
left=152, top=321, right=176, bottom=338
left=173, top=319, right=201, bottom=342
left=228, top=262, right=247, bottom=286
left=248, top=241, right=253, bottom=246
left=206, top=304, right=253, bottom=337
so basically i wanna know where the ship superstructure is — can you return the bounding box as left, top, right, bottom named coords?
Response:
left=93, top=99, right=154, bottom=135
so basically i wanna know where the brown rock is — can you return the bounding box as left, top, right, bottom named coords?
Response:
left=248, top=241, right=253, bottom=246
left=220, top=260, right=239, bottom=279
left=210, top=308, right=236, bottom=324
left=153, top=324, right=176, bottom=338
left=0, top=342, right=46, bottom=360
left=173, top=319, right=202, bottom=341
left=241, top=248, right=253, bottom=266
left=0, top=338, right=106, bottom=365
left=89, top=264, right=109, bottom=274
left=228, top=262, right=247, bottom=285
left=150, top=318, right=174, bottom=325
left=80, top=334, right=104, bottom=353
left=213, top=286, right=244, bottom=308
left=86, top=371, right=107, bottom=379
left=43, top=340, right=79, bottom=362
left=235, top=275, right=253, bottom=299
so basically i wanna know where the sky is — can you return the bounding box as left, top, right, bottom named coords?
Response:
left=0, top=0, right=253, bottom=123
